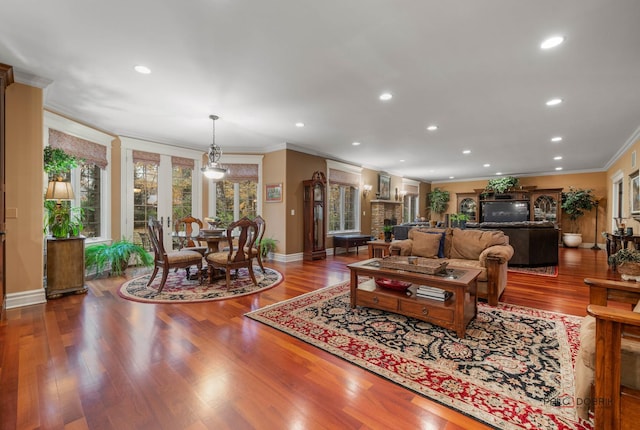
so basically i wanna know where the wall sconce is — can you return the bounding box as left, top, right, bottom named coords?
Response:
left=362, top=184, right=373, bottom=198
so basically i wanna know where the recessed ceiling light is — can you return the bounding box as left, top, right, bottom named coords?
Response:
left=551, top=136, right=563, bottom=142
left=540, top=36, right=565, bottom=50
left=495, top=172, right=502, bottom=175
left=555, top=167, right=563, bottom=171
left=352, top=141, right=361, bottom=146
left=462, top=150, right=471, bottom=155
left=426, top=125, right=438, bottom=131
left=295, top=122, right=305, bottom=127
left=546, top=98, right=563, bottom=106
left=554, top=156, right=563, bottom=160
left=379, top=92, right=393, bottom=101
left=449, top=176, right=455, bottom=179
left=399, top=159, right=405, bottom=162
left=483, top=163, right=491, bottom=167
left=134, top=65, right=151, bottom=74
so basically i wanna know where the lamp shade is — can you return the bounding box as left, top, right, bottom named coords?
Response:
left=45, top=180, right=74, bottom=201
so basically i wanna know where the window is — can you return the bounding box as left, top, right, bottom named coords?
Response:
left=44, top=112, right=112, bottom=241
left=327, top=160, right=362, bottom=234
left=208, top=156, right=263, bottom=226
left=402, top=179, right=420, bottom=223
left=133, top=160, right=159, bottom=241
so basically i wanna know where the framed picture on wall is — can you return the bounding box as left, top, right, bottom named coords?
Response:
left=631, top=171, right=640, bottom=214
left=378, top=173, right=391, bottom=200
left=265, top=183, right=283, bottom=202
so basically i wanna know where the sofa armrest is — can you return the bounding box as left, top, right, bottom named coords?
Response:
left=584, top=277, right=640, bottom=307
left=478, top=244, right=514, bottom=266
left=389, top=239, right=413, bottom=256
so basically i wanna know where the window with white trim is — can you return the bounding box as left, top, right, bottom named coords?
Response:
left=327, top=160, right=362, bottom=234
left=402, top=179, right=420, bottom=223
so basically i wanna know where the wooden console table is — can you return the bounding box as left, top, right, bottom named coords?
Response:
left=333, top=234, right=372, bottom=256
left=46, top=236, right=88, bottom=299
left=348, top=259, right=481, bottom=338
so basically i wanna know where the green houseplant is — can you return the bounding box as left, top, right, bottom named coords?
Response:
left=85, top=238, right=153, bottom=277
left=43, top=200, right=84, bottom=238
left=561, top=187, right=596, bottom=247
left=485, top=176, right=519, bottom=194
left=257, top=237, right=278, bottom=259
left=382, top=225, right=394, bottom=242
left=428, top=188, right=450, bottom=221
left=449, top=213, right=469, bottom=229
left=608, top=248, right=640, bottom=281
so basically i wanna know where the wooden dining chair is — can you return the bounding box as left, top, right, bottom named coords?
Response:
left=250, top=215, right=266, bottom=273
left=147, top=218, right=204, bottom=293
left=205, top=217, right=258, bottom=289
left=175, top=215, right=208, bottom=256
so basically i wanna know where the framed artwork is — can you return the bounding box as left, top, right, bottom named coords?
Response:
left=378, top=173, right=391, bottom=200
left=631, top=171, right=640, bottom=214
left=265, top=183, right=283, bottom=202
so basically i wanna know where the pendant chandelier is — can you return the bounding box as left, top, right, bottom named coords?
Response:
left=201, top=114, right=227, bottom=180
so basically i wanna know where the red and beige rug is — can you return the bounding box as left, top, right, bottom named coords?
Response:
left=246, top=281, right=592, bottom=430
left=118, top=266, right=283, bottom=303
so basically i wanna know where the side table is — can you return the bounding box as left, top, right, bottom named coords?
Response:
left=367, top=240, right=391, bottom=258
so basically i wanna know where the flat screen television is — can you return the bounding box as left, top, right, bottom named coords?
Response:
left=482, top=200, right=529, bottom=222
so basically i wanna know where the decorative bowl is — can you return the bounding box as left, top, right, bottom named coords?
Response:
left=374, top=278, right=412, bottom=291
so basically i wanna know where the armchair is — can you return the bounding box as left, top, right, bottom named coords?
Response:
left=576, top=278, right=640, bottom=429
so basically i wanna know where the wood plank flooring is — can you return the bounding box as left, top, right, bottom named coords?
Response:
left=0, top=247, right=617, bottom=429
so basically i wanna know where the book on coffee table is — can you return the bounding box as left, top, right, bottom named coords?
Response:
left=416, top=285, right=452, bottom=301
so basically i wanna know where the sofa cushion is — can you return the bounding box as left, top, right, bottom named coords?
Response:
left=410, top=230, right=442, bottom=258
left=449, top=228, right=509, bottom=260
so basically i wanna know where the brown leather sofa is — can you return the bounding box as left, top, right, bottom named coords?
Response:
left=389, top=227, right=514, bottom=306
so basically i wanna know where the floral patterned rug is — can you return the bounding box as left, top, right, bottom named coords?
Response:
left=118, top=266, right=283, bottom=303
left=508, top=265, right=559, bottom=277
left=246, top=281, right=592, bottom=430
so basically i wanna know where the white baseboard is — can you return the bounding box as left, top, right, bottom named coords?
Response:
left=6, top=288, right=47, bottom=309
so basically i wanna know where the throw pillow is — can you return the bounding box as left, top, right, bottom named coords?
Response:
left=411, top=230, right=441, bottom=258
left=426, top=231, right=446, bottom=258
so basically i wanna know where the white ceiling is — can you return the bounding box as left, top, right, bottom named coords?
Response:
left=2, top=0, right=640, bottom=182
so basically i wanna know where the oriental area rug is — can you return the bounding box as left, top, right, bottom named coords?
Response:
left=246, top=281, right=592, bottom=430
left=508, top=265, right=559, bottom=277
left=118, top=266, right=283, bottom=304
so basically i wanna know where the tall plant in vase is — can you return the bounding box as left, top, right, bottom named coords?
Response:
left=561, top=187, right=596, bottom=247
left=428, top=188, right=450, bottom=222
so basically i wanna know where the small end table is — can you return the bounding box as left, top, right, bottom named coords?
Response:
left=367, top=240, right=391, bottom=258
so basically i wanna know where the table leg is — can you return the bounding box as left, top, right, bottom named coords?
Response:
left=350, top=270, right=357, bottom=308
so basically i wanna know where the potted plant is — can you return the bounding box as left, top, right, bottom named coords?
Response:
left=43, top=200, right=84, bottom=238
left=44, top=146, right=83, bottom=177
left=485, top=176, right=519, bottom=195
left=608, top=248, right=640, bottom=281
left=258, top=237, right=278, bottom=260
left=428, top=188, right=450, bottom=221
left=85, top=238, right=153, bottom=277
left=449, top=213, right=469, bottom=229
left=561, top=187, right=596, bottom=247
left=382, top=225, right=394, bottom=242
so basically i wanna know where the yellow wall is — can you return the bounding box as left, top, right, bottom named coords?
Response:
left=262, top=150, right=286, bottom=254
left=5, top=83, right=44, bottom=294
left=606, top=135, right=640, bottom=233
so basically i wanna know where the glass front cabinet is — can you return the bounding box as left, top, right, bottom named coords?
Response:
left=456, top=192, right=478, bottom=222
left=303, top=171, right=327, bottom=260
left=530, top=188, right=562, bottom=223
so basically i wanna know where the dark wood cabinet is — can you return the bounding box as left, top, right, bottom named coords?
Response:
left=530, top=188, right=562, bottom=223
left=46, top=236, right=88, bottom=299
left=303, top=171, right=326, bottom=260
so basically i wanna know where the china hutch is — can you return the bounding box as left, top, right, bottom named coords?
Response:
left=303, top=171, right=327, bottom=260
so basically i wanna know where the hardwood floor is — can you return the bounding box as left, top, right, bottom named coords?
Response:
left=0, top=247, right=617, bottom=429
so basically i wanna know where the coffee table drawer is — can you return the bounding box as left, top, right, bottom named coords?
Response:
left=356, top=290, right=398, bottom=310
left=399, top=300, right=454, bottom=323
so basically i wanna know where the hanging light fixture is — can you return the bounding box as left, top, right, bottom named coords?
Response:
left=201, top=114, right=227, bottom=180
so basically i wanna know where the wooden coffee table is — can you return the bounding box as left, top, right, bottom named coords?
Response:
left=347, top=258, right=481, bottom=338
